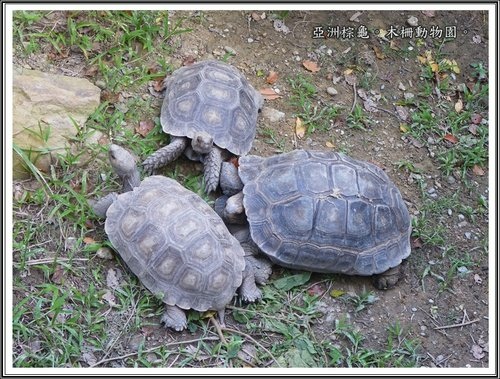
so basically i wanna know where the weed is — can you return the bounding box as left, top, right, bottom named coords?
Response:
left=260, top=127, right=286, bottom=153
left=288, top=74, right=341, bottom=134
left=347, top=104, right=371, bottom=131
left=345, top=290, right=378, bottom=313
left=395, top=159, right=421, bottom=174
left=470, top=62, right=488, bottom=81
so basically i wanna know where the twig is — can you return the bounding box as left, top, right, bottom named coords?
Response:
left=25, top=257, right=89, bottom=266
left=90, top=336, right=219, bottom=367
left=372, top=105, right=401, bottom=120
left=220, top=326, right=281, bottom=367
left=210, top=316, right=227, bottom=345
left=433, top=318, right=480, bottom=330
left=350, top=82, right=357, bottom=114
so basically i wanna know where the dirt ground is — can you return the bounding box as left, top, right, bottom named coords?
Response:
left=11, top=9, right=492, bottom=370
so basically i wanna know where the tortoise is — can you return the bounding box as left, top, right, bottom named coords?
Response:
left=142, top=60, right=263, bottom=193
left=92, top=144, right=270, bottom=331
left=216, top=149, right=412, bottom=289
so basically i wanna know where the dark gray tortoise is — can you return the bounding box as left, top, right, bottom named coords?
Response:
left=93, top=145, right=268, bottom=331
left=217, top=149, right=412, bottom=289
left=142, top=60, right=263, bottom=193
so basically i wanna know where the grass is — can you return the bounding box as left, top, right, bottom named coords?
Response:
left=288, top=74, right=342, bottom=134
left=11, top=10, right=489, bottom=370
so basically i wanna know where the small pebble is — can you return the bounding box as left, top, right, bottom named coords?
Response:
left=247, top=37, right=254, bottom=43
left=411, top=307, right=417, bottom=312
left=464, top=232, right=472, bottom=239
left=407, top=16, right=419, bottom=27
left=96, top=247, right=114, bottom=260
left=95, top=80, right=106, bottom=89
left=447, top=176, right=456, bottom=184
left=458, top=221, right=468, bottom=228
left=427, top=187, right=436, bottom=194
left=224, top=46, right=236, bottom=55
left=458, top=214, right=465, bottom=221
left=428, top=299, right=434, bottom=304
left=447, top=209, right=453, bottom=216
left=326, top=87, right=338, bottom=96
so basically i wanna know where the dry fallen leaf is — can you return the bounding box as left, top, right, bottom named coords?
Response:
left=259, top=87, right=282, bottom=100
left=152, top=77, right=165, bottom=92
left=302, top=60, right=320, bottom=73
left=472, top=165, right=485, bottom=176
left=417, top=55, right=427, bottom=64
left=330, top=289, right=346, bottom=298
left=468, top=124, right=478, bottom=135
left=182, top=55, right=196, bottom=66
left=266, top=70, right=278, bottom=84
left=136, top=120, right=155, bottom=137
left=400, top=124, right=409, bottom=133
left=307, top=283, right=326, bottom=296
left=83, top=65, right=99, bottom=77
left=407, top=135, right=424, bottom=148
left=471, top=113, right=482, bottom=124
left=443, top=133, right=459, bottom=144
left=106, top=268, right=121, bottom=290
left=51, top=265, right=65, bottom=284
left=82, top=351, right=98, bottom=366
left=83, top=237, right=96, bottom=245
left=455, top=99, right=464, bottom=113
left=102, top=289, right=118, bottom=307
left=325, top=141, right=335, bottom=148
left=430, top=62, right=439, bottom=73
left=395, top=106, right=409, bottom=121
left=390, top=40, right=400, bottom=50
left=373, top=45, right=385, bottom=59
left=471, top=344, right=485, bottom=360
left=412, top=237, right=423, bottom=249
left=101, top=90, right=120, bottom=104
left=295, top=117, right=306, bottom=139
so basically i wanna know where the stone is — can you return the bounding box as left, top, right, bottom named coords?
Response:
left=407, top=16, right=419, bottom=27
left=326, top=87, right=338, bottom=96
left=13, top=67, right=101, bottom=178
left=261, top=106, right=285, bottom=123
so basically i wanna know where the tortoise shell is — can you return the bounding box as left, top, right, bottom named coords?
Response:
left=161, top=60, right=262, bottom=156
left=105, top=176, right=245, bottom=311
left=239, top=150, right=412, bottom=275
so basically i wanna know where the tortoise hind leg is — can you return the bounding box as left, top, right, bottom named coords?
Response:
left=372, top=261, right=407, bottom=289
left=142, top=136, right=189, bottom=175
left=161, top=304, right=187, bottom=331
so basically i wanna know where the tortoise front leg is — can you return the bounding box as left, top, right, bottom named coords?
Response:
left=142, top=136, right=189, bottom=175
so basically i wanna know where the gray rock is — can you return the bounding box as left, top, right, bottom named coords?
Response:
left=224, top=46, right=236, bottom=55
left=407, top=16, right=419, bottom=27
left=326, top=87, right=338, bottom=96
left=261, top=106, right=285, bottom=123
left=13, top=67, right=101, bottom=178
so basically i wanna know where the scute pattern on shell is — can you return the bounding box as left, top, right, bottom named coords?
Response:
left=104, top=176, right=245, bottom=311
left=161, top=60, right=260, bottom=155
left=239, top=150, right=412, bottom=276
